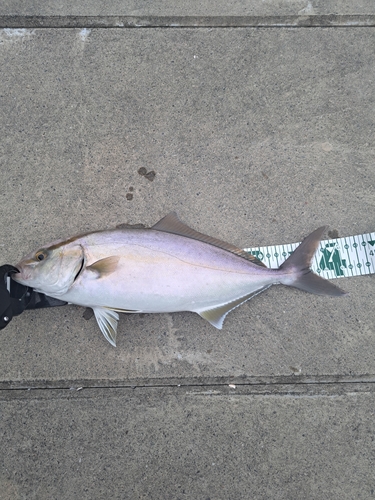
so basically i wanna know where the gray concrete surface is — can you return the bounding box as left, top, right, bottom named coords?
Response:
left=1, top=27, right=374, bottom=387
left=0, top=4, right=375, bottom=500
left=1, top=0, right=375, bottom=16
left=1, top=385, right=375, bottom=499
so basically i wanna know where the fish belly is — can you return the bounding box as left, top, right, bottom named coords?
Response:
left=57, top=229, right=277, bottom=313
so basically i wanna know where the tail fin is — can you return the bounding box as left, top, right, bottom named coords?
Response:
left=280, top=227, right=346, bottom=296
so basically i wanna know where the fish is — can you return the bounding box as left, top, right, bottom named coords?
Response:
left=12, top=212, right=346, bottom=347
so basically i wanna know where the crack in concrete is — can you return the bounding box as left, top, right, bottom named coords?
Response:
left=1, top=15, right=375, bottom=29
left=1, top=381, right=375, bottom=403
left=2, top=375, right=375, bottom=393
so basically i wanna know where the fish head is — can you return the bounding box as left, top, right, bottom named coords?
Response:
left=13, top=240, right=84, bottom=296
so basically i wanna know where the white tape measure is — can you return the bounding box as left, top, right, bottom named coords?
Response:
left=244, top=232, right=375, bottom=279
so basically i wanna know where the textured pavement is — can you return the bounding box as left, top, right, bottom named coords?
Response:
left=1, top=2, right=375, bottom=499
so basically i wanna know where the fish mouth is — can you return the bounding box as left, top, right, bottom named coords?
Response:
left=11, top=267, right=26, bottom=283
left=73, top=257, right=85, bottom=283
left=2, top=265, right=21, bottom=283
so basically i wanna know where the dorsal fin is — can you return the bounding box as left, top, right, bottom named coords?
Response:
left=152, top=212, right=266, bottom=267
left=116, top=223, right=147, bottom=229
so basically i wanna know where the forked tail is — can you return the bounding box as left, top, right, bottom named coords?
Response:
left=279, top=227, right=346, bottom=296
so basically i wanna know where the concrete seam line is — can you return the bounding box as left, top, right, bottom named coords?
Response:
left=1, top=15, right=375, bottom=29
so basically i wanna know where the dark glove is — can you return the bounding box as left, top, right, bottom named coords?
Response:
left=0, top=264, right=67, bottom=330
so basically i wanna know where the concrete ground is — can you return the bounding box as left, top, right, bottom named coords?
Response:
left=1, top=2, right=375, bottom=499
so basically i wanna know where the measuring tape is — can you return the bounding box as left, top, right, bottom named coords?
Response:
left=244, top=232, right=375, bottom=279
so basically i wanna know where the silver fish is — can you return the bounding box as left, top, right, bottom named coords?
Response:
left=13, top=213, right=346, bottom=346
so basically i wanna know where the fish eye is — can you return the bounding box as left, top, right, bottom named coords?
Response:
left=35, top=251, right=47, bottom=262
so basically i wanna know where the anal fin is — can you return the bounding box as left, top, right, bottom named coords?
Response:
left=198, top=286, right=271, bottom=329
left=93, top=307, right=119, bottom=346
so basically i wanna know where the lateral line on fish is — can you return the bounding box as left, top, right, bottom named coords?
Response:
left=114, top=242, right=263, bottom=275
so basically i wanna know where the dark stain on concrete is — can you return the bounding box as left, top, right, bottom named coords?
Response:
left=83, top=308, right=94, bottom=321
left=328, top=229, right=339, bottom=239
left=145, top=171, right=156, bottom=181
left=138, top=167, right=156, bottom=181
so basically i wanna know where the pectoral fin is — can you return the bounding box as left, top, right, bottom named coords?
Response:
left=198, top=286, right=271, bottom=329
left=93, top=307, right=119, bottom=347
left=87, top=256, right=120, bottom=278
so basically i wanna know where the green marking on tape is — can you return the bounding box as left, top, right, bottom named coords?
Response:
left=319, top=243, right=347, bottom=277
